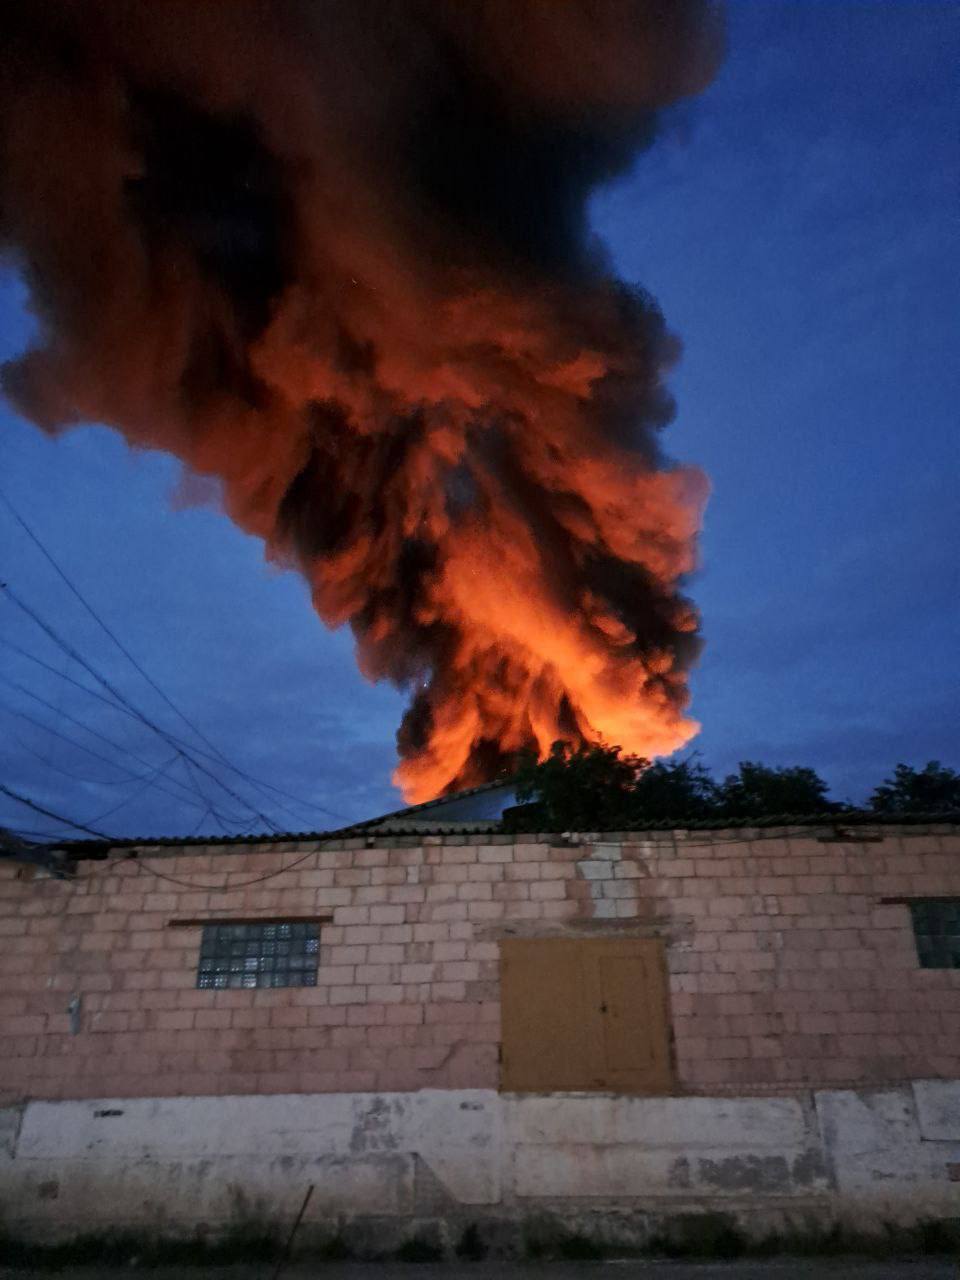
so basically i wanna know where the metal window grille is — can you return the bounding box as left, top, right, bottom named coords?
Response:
left=196, top=921, right=320, bottom=989
left=909, top=900, right=960, bottom=969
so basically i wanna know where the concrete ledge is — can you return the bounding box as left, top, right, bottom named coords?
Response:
left=913, top=1079, right=960, bottom=1141
left=1, top=1083, right=958, bottom=1242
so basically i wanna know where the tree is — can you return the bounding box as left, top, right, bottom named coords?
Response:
left=717, top=761, right=834, bottom=818
left=510, top=743, right=718, bottom=829
left=870, top=762, right=960, bottom=814
left=512, top=741, right=645, bottom=831
left=508, top=745, right=843, bottom=831
left=630, top=756, right=719, bottom=821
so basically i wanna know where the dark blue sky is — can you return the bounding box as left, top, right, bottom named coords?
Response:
left=2, top=1, right=957, bottom=839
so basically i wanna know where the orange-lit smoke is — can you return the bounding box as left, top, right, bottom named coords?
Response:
left=0, top=1, right=722, bottom=801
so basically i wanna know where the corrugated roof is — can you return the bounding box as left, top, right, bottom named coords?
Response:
left=505, top=807, right=960, bottom=833
left=28, top=778, right=960, bottom=860
left=350, top=779, right=515, bottom=825
left=35, top=779, right=517, bottom=855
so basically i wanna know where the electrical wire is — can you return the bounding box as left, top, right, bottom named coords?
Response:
left=1, top=678, right=153, bottom=780
left=82, top=756, right=180, bottom=826
left=0, top=693, right=238, bottom=819
left=183, top=805, right=216, bottom=839
left=0, top=781, right=113, bottom=839
left=2, top=698, right=153, bottom=783
left=0, top=486, right=234, bottom=760
left=133, top=845, right=320, bottom=892
left=0, top=488, right=347, bottom=825
left=1, top=632, right=344, bottom=829
left=1, top=582, right=284, bottom=833
left=12, top=729, right=140, bottom=788
left=177, top=753, right=247, bottom=832
left=1, top=639, right=267, bottom=824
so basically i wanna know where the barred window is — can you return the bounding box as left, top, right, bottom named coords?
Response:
left=909, top=900, right=960, bottom=970
left=196, top=921, right=320, bottom=989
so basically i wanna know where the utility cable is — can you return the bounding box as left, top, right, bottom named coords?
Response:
left=0, top=633, right=343, bottom=828
left=12, top=729, right=144, bottom=788
left=0, top=486, right=233, bottom=761
left=1, top=676, right=153, bottom=781
left=0, top=488, right=346, bottom=825
left=81, top=756, right=180, bottom=827
left=0, top=781, right=113, bottom=840
left=0, top=652, right=249, bottom=822
left=1, top=583, right=283, bottom=832
left=0, top=689, right=240, bottom=820
left=2, top=698, right=155, bottom=784
left=133, top=845, right=321, bottom=892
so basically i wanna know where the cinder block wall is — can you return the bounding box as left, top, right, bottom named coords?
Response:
left=0, top=824, right=958, bottom=1103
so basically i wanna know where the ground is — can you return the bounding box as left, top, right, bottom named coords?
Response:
left=0, top=1261, right=954, bottom=1279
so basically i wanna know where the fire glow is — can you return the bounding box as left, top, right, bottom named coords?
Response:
left=0, top=1, right=722, bottom=800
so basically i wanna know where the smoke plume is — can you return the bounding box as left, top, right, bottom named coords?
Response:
left=0, top=1, right=722, bottom=801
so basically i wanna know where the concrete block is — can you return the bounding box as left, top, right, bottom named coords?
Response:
left=12, top=1090, right=500, bottom=1218
left=0, top=1106, right=22, bottom=1161
left=507, top=1094, right=811, bottom=1150
left=10, top=1152, right=414, bottom=1238
left=4, top=1078, right=960, bottom=1240
left=514, top=1143, right=825, bottom=1200
left=913, top=1079, right=960, bottom=1141
left=815, top=1085, right=960, bottom=1218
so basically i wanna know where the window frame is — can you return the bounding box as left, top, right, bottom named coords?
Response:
left=167, top=916, right=329, bottom=991
left=903, top=898, right=960, bottom=970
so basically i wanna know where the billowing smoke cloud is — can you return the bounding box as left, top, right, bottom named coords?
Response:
left=0, top=1, right=722, bottom=801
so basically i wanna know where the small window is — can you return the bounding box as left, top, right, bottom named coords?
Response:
left=909, top=900, right=960, bottom=969
left=196, top=921, right=320, bottom=989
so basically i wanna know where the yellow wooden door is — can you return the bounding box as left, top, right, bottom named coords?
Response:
left=500, top=936, right=673, bottom=1093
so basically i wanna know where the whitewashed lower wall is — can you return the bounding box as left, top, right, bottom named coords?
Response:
left=1, top=1083, right=958, bottom=1243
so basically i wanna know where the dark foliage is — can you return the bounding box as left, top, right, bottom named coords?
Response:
left=870, top=761, right=960, bottom=814
left=511, top=742, right=835, bottom=829
left=717, top=761, right=836, bottom=818
left=508, top=744, right=959, bottom=830
left=633, top=756, right=719, bottom=819
left=513, top=741, right=647, bottom=831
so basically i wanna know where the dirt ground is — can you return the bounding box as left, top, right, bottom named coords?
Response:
left=0, top=1259, right=954, bottom=1279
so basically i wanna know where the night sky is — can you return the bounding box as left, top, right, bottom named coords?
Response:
left=1, top=2, right=957, bottom=840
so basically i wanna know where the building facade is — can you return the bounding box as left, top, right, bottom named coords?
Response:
left=1, top=812, right=959, bottom=1248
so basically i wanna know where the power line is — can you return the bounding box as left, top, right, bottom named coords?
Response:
left=0, top=676, right=152, bottom=781
left=0, top=488, right=346, bottom=825
left=1, top=633, right=344, bottom=828
left=0, top=486, right=232, bottom=759
left=6, top=826, right=77, bottom=843
left=133, top=845, right=321, bottom=892
left=176, top=754, right=243, bottom=834
left=12, top=728, right=142, bottom=788
left=83, top=756, right=180, bottom=826
left=183, top=805, right=216, bottom=839
left=0, top=790, right=323, bottom=890
left=2, top=698, right=153, bottom=784
left=29, top=649, right=71, bottom=828
left=1, top=583, right=284, bottom=833
left=0, top=684, right=245, bottom=821
left=0, top=640, right=245, bottom=820
left=0, top=781, right=113, bottom=840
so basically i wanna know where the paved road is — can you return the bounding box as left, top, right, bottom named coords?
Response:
left=1, top=1261, right=954, bottom=1279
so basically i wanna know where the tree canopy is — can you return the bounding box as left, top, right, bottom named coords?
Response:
left=716, top=761, right=834, bottom=818
left=505, top=743, right=958, bottom=831
left=870, top=761, right=960, bottom=814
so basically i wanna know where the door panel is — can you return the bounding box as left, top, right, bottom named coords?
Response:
left=500, top=936, right=673, bottom=1093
